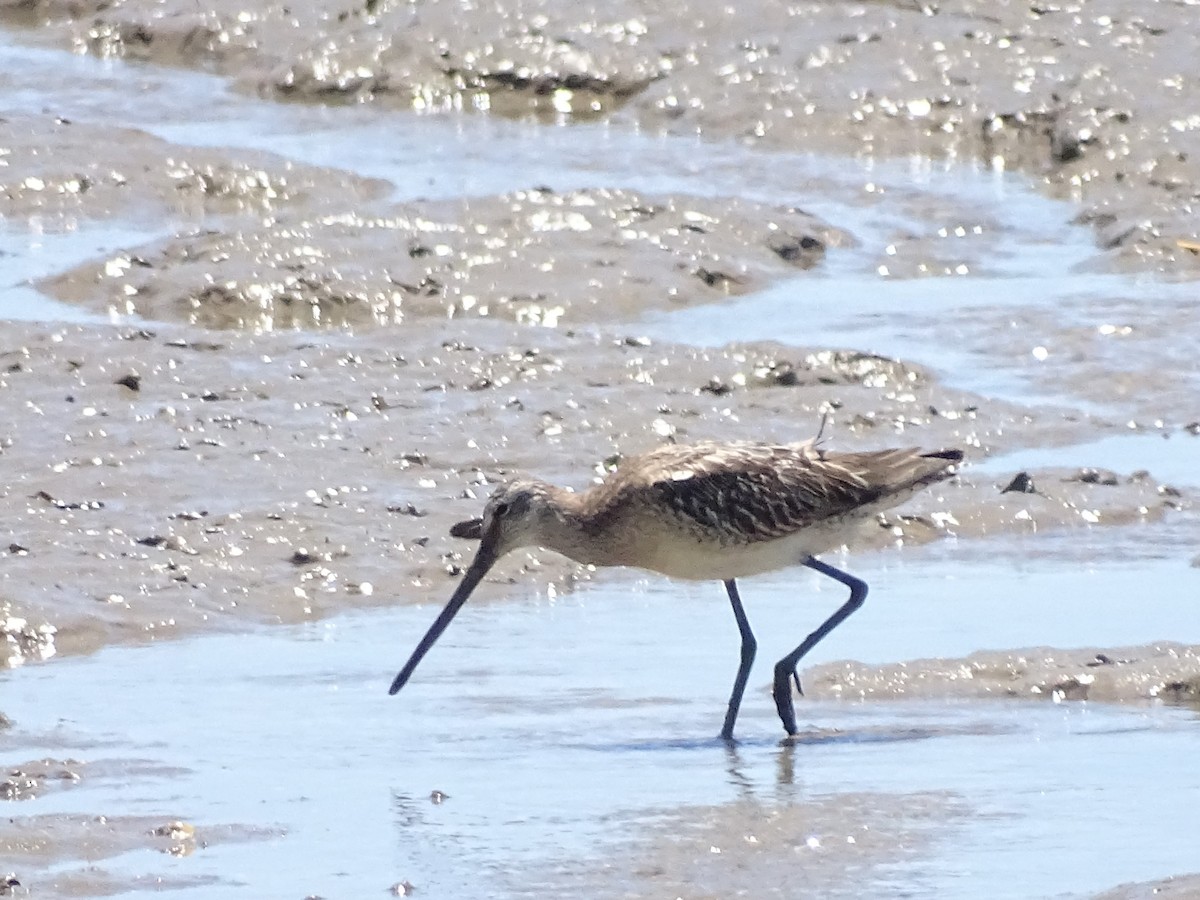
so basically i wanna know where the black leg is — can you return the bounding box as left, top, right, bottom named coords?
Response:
left=772, top=557, right=868, bottom=736
left=720, top=579, right=757, bottom=741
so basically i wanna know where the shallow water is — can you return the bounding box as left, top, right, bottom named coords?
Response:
left=11, top=35, right=1187, bottom=424
left=0, top=36, right=1055, bottom=207
left=973, top=430, right=1200, bottom=490
left=642, top=270, right=1198, bottom=408
left=4, top=26, right=1200, bottom=900
left=4, top=544, right=1198, bottom=897
left=0, top=33, right=1112, bottom=333
left=0, top=223, right=162, bottom=323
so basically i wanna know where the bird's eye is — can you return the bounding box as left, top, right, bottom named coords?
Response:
left=493, top=502, right=510, bottom=518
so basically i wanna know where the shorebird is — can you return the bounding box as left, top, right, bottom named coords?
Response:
left=389, top=438, right=963, bottom=739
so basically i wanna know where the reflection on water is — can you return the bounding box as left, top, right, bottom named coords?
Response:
left=3, top=546, right=1198, bottom=897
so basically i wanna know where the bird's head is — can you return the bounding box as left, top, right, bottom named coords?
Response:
left=450, top=479, right=557, bottom=561
left=388, top=478, right=564, bottom=697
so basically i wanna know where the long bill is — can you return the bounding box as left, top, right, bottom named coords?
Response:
left=388, top=546, right=496, bottom=695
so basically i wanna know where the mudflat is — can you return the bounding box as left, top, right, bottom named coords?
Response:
left=2, top=0, right=1199, bottom=896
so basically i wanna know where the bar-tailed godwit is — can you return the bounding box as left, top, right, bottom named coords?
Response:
left=389, top=438, right=962, bottom=739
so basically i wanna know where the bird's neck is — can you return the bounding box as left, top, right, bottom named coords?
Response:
left=529, top=483, right=622, bottom=567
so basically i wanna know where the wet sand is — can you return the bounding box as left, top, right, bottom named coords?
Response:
left=805, top=641, right=1200, bottom=704
left=2, top=0, right=1200, bottom=896
left=6, top=0, right=1200, bottom=271
left=0, top=317, right=1188, bottom=667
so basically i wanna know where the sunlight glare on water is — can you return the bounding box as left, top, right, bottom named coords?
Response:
left=4, top=550, right=1198, bottom=898
left=3, top=27, right=1199, bottom=900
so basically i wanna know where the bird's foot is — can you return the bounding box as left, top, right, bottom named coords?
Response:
left=772, top=666, right=800, bottom=736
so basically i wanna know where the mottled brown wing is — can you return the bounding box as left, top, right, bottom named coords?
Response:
left=638, top=443, right=958, bottom=543
left=635, top=444, right=871, bottom=542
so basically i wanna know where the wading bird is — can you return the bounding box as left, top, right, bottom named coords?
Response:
left=389, top=438, right=962, bottom=739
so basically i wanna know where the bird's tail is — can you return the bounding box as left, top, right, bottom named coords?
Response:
left=892, top=448, right=964, bottom=489
left=822, top=446, right=963, bottom=495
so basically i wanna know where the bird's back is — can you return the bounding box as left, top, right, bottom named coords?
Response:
left=574, top=441, right=961, bottom=580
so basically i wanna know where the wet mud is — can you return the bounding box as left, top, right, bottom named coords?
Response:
left=3, top=1, right=1200, bottom=897
left=805, top=641, right=1200, bottom=705
left=41, top=184, right=842, bottom=330
left=1, top=318, right=1189, bottom=668
left=5, top=0, right=1200, bottom=272
left=0, top=114, right=391, bottom=223
left=2, top=757, right=83, bottom=801
left=1094, top=873, right=1200, bottom=900
left=0, top=813, right=276, bottom=897
left=0, top=752, right=190, bottom=803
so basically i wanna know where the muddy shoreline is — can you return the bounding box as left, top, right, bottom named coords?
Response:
left=5, top=0, right=1200, bottom=273
left=1, top=317, right=1190, bottom=669
left=3, top=1, right=1200, bottom=896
